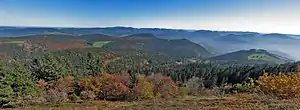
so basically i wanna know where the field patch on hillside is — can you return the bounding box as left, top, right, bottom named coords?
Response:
left=92, top=41, right=112, bottom=47
left=0, top=40, right=24, bottom=46
left=0, top=40, right=24, bottom=44
left=248, top=54, right=281, bottom=62
left=0, top=40, right=25, bottom=48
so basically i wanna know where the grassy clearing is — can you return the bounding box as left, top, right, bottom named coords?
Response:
left=0, top=40, right=24, bottom=47
left=7, top=94, right=300, bottom=110
left=0, top=40, right=24, bottom=44
left=248, top=53, right=281, bottom=63
left=92, top=41, right=112, bottom=47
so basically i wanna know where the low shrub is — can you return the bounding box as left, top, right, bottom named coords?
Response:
left=133, top=76, right=154, bottom=100
left=233, top=78, right=256, bottom=93
left=78, top=73, right=130, bottom=101
left=147, top=74, right=178, bottom=98
left=178, top=87, right=189, bottom=97
left=43, top=89, right=69, bottom=103
left=52, top=75, right=75, bottom=94
left=185, top=76, right=204, bottom=95
left=77, top=76, right=102, bottom=95
left=257, top=72, right=300, bottom=99
left=43, top=76, right=75, bottom=103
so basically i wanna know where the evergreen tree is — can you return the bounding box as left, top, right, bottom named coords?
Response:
left=30, top=54, right=72, bottom=83
left=0, top=60, right=41, bottom=106
left=0, top=63, right=14, bottom=106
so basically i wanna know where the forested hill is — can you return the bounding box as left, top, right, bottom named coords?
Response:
left=208, top=49, right=293, bottom=64
left=102, top=33, right=212, bottom=58
left=1, top=26, right=300, bottom=61
left=0, top=33, right=212, bottom=59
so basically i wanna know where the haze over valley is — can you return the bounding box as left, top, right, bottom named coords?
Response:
left=1, top=26, right=299, bottom=61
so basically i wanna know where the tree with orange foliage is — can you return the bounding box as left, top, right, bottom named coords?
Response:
left=77, top=76, right=102, bottom=95
left=78, top=73, right=131, bottom=101
left=43, top=75, right=75, bottom=103
left=147, top=74, right=178, bottom=98
left=98, top=73, right=130, bottom=100
left=52, top=75, right=75, bottom=94
left=257, top=72, right=300, bottom=99
left=133, top=76, right=154, bottom=100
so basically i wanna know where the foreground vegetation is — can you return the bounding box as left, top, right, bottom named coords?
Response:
left=0, top=37, right=299, bottom=109
left=1, top=51, right=300, bottom=109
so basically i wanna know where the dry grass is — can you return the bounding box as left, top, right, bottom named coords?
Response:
left=5, top=93, right=300, bottom=110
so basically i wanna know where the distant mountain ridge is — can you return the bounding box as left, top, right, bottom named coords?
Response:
left=0, top=33, right=212, bottom=59
left=101, top=33, right=212, bottom=58
left=0, top=26, right=300, bottom=60
left=1, top=26, right=298, bottom=38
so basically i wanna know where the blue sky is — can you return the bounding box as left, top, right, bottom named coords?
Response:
left=0, top=0, right=299, bottom=34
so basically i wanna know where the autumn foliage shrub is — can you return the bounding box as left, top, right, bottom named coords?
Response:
left=77, top=73, right=180, bottom=101
left=133, top=76, right=154, bottom=100
left=43, top=75, right=75, bottom=103
left=52, top=75, right=75, bottom=94
left=77, top=76, right=102, bottom=95
left=147, top=74, right=178, bottom=98
left=100, top=74, right=130, bottom=100
left=78, top=73, right=130, bottom=101
left=257, top=72, right=300, bottom=99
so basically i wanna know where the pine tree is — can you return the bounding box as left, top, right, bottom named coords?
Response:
left=0, top=60, right=41, bottom=106
left=0, top=63, right=14, bottom=106
left=30, top=54, right=72, bottom=83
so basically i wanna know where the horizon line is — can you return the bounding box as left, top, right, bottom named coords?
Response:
left=0, top=25, right=299, bottom=35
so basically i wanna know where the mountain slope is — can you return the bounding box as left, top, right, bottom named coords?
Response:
left=0, top=33, right=212, bottom=59
left=1, top=26, right=300, bottom=60
left=102, top=33, right=212, bottom=58
left=208, top=49, right=292, bottom=64
left=0, top=27, right=65, bottom=37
